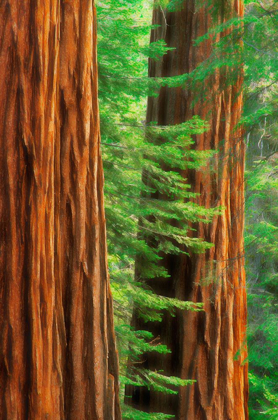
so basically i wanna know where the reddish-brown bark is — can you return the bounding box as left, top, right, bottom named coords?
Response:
left=0, top=1, right=121, bottom=419
left=127, top=1, right=248, bottom=419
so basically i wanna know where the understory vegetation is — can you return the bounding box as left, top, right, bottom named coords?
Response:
left=97, top=0, right=278, bottom=418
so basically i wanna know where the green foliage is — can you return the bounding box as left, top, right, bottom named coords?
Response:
left=122, top=370, right=193, bottom=395
left=116, top=325, right=170, bottom=358
left=123, top=405, right=175, bottom=420
left=132, top=287, right=204, bottom=322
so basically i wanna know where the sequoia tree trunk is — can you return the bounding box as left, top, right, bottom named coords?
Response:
left=126, top=1, right=248, bottom=419
left=0, top=1, right=121, bottom=419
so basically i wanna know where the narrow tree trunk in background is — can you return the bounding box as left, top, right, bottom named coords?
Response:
left=127, top=1, right=248, bottom=419
left=0, top=1, right=121, bottom=419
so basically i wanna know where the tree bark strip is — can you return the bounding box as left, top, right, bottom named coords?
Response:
left=0, top=1, right=121, bottom=419
left=127, top=1, right=248, bottom=419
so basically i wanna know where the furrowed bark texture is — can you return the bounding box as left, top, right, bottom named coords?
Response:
left=0, top=1, right=121, bottom=419
left=126, top=1, right=248, bottom=419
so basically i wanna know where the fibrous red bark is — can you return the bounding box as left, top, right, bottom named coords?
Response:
left=127, top=1, right=248, bottom=419
left=0, top=1, right=121, bottom=419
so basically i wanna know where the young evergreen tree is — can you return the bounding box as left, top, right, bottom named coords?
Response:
left=126, top=0, right=248, bottom=418
left=0, top=1, right=121, bottom=418
left=97, top=1, right=216, bottom=418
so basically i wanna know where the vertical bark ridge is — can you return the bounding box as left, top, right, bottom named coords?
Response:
left=0, top=1, right=121, bottom=419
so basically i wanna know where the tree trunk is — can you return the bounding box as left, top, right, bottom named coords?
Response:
left=127, top=1, right=248, bottom=419
left=0, top=1, right=121, bottom=419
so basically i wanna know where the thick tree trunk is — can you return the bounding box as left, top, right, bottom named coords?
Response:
left=0, top=1, right=121, bottom=419
left=127, top=1, right=248, bottom=419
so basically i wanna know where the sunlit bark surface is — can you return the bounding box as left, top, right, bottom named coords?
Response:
left=0, top=1, right=121, bottom=419
left=126, top=1, right=248, bottom=419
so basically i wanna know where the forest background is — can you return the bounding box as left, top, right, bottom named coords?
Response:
left=96, top=0, right=278, bottom=419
